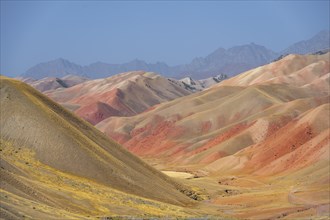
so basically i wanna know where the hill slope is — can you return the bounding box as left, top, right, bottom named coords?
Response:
left=94, top=53, right=329, bottom=219
left=96, top=53, right=329, bottom=169
left=0, top=77, right=197, bottom=218
left=8, top=53, right=329, bottom=219
left=46, top=71, right=194, bottom=125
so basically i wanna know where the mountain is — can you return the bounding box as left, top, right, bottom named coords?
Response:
left=21, top=44, right=275, bottom=80
left=23, top=58, right=173, bottom=80
left=23, top=58, right=86, bottom=79
left=0, top=76, right=201, bottom=218
left=4, top=54, right=329, bottom=219
left=95, top=53, right=329, bottom=218
left=45, top=71, right=194, bottom=125
left=174, top=43, right=277, bottom=79
left=280, top=30, right=330, bottom=55
left=98, top=53, right=329, bottom=163
left=21, top=30, right=330, bottom=80
left=85, top=60, right=173, bottom=79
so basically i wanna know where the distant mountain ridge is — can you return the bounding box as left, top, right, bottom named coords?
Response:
left=22, top=30, right=330, bottom=80
left=24, top=58, right=86, bottom=79
left=280, top=30, right=330, bottom=55
left=173, top=43, right=277, bottom=78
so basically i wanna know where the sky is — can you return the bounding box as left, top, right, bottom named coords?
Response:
left=1, top=1, right=329, bottom=77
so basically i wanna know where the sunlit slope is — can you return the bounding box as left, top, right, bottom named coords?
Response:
left=97, top=53, right=329, bottom=169
left=97, top=84, right=328, bottom=161
left=94, top=53, right=329, bottom=219
left=0, top=77, right=196, bottom=218
left=204, top=103, right=330, bottom=174
left=46, top=71, right=193, bottom=124
left=199, top=104, right=330, bottom=219
left=220, top=53, right=329, bottom=89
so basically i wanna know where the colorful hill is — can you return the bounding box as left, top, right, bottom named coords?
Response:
left=0, top=77, right=203, bottom=218
left=96, top=53, right=329, bottom=218
left=45, top=71, right=193, bottom=125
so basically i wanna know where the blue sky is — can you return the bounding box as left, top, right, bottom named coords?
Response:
left=1, top=1, right=329, bottom=76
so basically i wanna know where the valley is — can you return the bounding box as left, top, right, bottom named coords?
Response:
left=2, top=1, right=329, bottom=219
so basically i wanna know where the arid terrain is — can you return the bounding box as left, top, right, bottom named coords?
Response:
left=1, top=1, right=329, bottom=219
left=0, top=77, right=203, bottom=218
left=44, top=71, right=195, bottom=125
left=96, top=53, right=330, bottom=219
left=1, top=53, right=329, bottom=219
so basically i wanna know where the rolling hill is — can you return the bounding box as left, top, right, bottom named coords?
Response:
left=0, top=76, right=202, bottom=218
left=45, top=71, right=194, bottom=125
left=94, top=52, right=329, bottom=218
left=2, top=51, right=329, bottom=219
left=97, top=53, right=329, bottom=164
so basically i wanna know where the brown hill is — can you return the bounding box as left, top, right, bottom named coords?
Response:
left=0, top=77, right=199, bottom=218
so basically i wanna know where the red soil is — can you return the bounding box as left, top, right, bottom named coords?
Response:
left=75, top=102, right=122, bottom=125
left=124, top=116, right=187, bottom=157
left=199, top=121, right=212, bottom=134
left=192, top=123, right=252, bottom=155
left=244, top=121, right=318, bottom=174
left=199, top=151, right=228, bottom=164
left=73, top=88, right=135, bottom=124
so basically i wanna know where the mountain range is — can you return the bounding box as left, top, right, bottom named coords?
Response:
left=95, top=52, right=330, bottom=219
left=2, top=50, right=329, bottom=219
left=22, top=30, right=330, bottom=80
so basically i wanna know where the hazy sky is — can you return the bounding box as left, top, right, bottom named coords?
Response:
left=1, top=1, right=329, bottom=76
